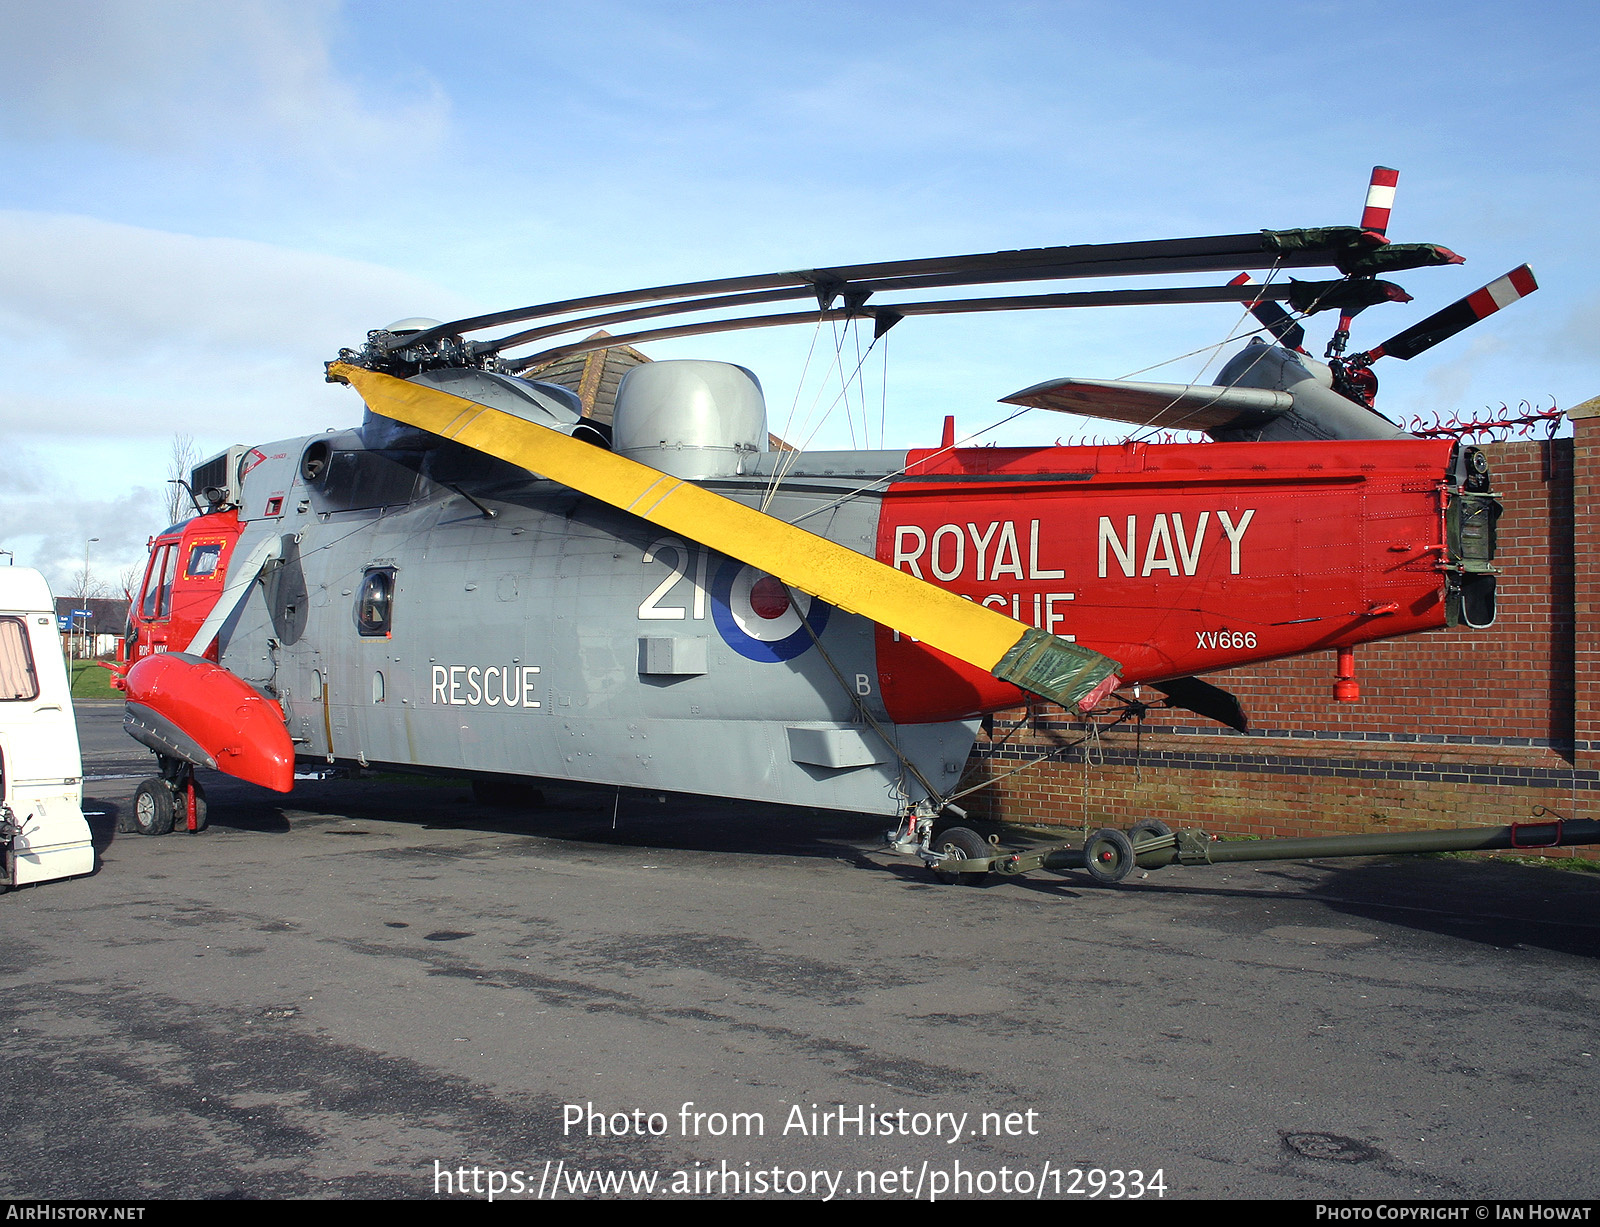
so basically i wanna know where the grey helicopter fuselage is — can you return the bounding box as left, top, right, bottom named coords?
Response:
left=109, top=203, right=1539, bottom=871
left=1208, top=340, right=1408, bottom=443
left=213, top=363, right=979, bottom=819
left=125, top=341, right=1496, bottom=824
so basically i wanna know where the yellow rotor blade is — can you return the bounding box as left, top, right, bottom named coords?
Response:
left=329, top=363, right=1122, bottom=710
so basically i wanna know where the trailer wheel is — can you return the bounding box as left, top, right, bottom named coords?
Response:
left=1083, top=827, right=1137, bottom=885
left=1129, top=817, right=1172, bottom=846
left=132, top=780, right=175, bottom=837
left=932, top=826, right=990, bottom=886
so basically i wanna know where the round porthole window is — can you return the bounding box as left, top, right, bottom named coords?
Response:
left=355, top=567, right=396, bottom=636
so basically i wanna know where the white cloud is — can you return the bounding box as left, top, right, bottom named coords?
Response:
left=0, top=0, right=447, bottom=160
left=0, top=440, right=164, bottom=597
left=0, top=211, right=482, bottom=579
left=0, top=210, right=480, bottom=441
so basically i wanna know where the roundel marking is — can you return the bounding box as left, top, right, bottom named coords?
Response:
left=711, top=560, right=831, bottom=662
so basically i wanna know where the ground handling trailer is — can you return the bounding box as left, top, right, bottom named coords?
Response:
left=927, top=813, right=1598, bottom=886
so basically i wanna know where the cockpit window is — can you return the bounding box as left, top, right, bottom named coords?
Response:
left=186, top=542, right=222, bottom=578
left=355, top=567, right=396, bottom=637
left=140, top=543, right=178, bottom=620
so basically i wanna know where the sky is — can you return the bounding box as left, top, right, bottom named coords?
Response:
left=1, top=0, right=1595, bottom=595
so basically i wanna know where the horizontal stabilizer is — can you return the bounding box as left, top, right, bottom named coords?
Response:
left=1001, top=377, right=1292, bottom=433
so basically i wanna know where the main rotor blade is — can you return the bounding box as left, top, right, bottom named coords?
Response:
left=504, top=282, right=1299, bottom=370
left=488, top=286, right=813, bottom=353
left=485, top=258, right=1309, bottom=354
left=1360, top=265, right=1538, bottom=362
left=327, top=362, right=1122, bottom=713
left=396, top=231, right=1351, bottom=352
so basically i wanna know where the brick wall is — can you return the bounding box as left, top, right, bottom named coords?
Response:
left=1573, top=399, right=1600, bottom=773
left=958, top=425, right=1595, bottom=839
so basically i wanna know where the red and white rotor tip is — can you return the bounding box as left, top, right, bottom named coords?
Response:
left=1361, top=165, right=1400, bottom=237
left=1359, top=264, right=1538, bottom=364
left=1469, top=264, right=1539, bottom=317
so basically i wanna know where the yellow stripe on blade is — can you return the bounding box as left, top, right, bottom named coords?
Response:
left=328, top=363, right=1121, bottom=709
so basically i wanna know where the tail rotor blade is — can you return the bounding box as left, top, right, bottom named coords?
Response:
left=1360, top=265, right=1538, bottom=363
left=1228, top=273, right=1306, bottom=350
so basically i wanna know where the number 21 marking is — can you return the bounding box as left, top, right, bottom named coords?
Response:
left=640, top=538, right=708, bottom=620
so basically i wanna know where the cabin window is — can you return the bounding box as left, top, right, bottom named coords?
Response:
left=186, top=542, right=222, bottom=578
left=355, top=567, right=396, bottom=637
left=139, top=543, right=178, bottom=620
left=0, top=617, right=39, bottom=701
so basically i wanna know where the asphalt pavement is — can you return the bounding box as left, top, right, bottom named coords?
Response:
left=1, top=701, right=1596, bottom=1201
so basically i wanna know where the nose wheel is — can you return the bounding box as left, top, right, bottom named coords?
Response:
left=122, top=759, right=209, bottom=836
left=130, top=779, right=174, bottom=836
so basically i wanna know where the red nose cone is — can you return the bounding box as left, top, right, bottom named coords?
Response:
left=125, top=653, right=295, bottom=792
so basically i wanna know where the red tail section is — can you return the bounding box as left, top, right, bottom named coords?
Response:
left=875, top=438, right=1461, bottom=723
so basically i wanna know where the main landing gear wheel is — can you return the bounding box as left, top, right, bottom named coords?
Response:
left=1083, top=827, right=1137, bottom=885
left=132, top=780, right=175, bottom=837
left=932, top=826, right=991, bottom=886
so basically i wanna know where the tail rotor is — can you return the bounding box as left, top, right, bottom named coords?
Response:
left=1229, top=165, right=1536, bottom=411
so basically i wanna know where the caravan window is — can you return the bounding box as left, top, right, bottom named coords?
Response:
left=0, top=617, right=38, bottom=701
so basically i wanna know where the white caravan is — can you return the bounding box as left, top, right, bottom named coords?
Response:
left=0, top=568, right=94, bottom=889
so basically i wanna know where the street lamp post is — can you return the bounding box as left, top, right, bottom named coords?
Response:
left=79, top=537, right=99, bottom=665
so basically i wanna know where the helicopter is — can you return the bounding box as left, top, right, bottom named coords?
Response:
left=111, top=167, right=1592, bottom=885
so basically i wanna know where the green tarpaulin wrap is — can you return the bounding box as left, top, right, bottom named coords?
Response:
left=992, top=627, right=1122, bottom=710
left=1286, top=278, right=1411, bottom=315
left=1335, top=243, right=1461, bottom=277
left=1262, top=226, right=1374, bottom=254
left=1262, top=228, right=1461, bottom=277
